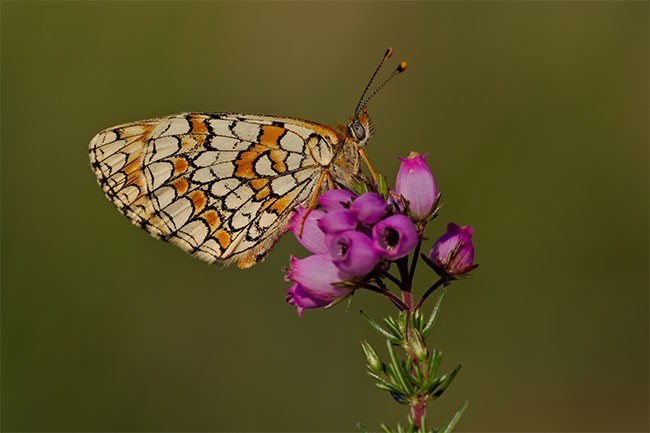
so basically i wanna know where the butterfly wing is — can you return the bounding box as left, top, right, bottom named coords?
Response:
left=89, top=113, right=340, bottom=268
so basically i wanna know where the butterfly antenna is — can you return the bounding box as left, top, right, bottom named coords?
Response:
left=354, top=47, right=394, bottom=118
left=358, top=60, right=408, bottom=114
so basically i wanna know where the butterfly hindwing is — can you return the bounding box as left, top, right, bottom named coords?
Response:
left=89, top=113, right=338, bottom=268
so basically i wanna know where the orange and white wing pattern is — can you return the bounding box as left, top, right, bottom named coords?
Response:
left=89, top=113, right=341, bottom=268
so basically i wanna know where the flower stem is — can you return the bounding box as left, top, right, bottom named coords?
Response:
left=377, top=268, right=403, bottom=288
left=415, top=277, right=449, bottom=310
left=358, top=282, right=409, bottom=311
left=408, top=239, right=422, bottom=283
left=410, top=395, right=427, bottom=430
left=397, top=257, right=411, bottom=291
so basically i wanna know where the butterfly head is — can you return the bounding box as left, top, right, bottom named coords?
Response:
left=349, top=48, right=406, bottom=148
left=347, top=109, right=373, bottom=147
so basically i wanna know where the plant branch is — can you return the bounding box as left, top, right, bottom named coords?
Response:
left=397, top=257, right=410, bottom=291
left=415, top=277, right=450, bottom=310
left=377, top=268, right=402, bottom=287
left=358, top=283, right=409, bottom=311
left=408, top=239, right=422, bottom=283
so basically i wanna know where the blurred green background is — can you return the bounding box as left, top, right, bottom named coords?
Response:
left=2, top=1, right=648, bottom=432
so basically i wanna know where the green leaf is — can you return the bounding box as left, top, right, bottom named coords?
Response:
left=428, top=349, right=442, bottom=378
left=410, top=361, right=423, bottom=385
left=432, top=363, right=462, bottom=399
left=377, top=173, right=389, bottom=198
left=419, top=415, right=427, bottom=433
left=437, top=401, right=468, bottom=433
left=383, top=316, right=404, bottom=341
left=367, top=371, right=402, bottom=394
left=422, top=290, right=446, bottom=338
left=397, top=312, right=408, bottom=335
left=324, top=290, right=355, bottom=310
left=386, top=340, right=413, bottom=394
left=412, top=310, right=424, bottom=331
left=357, top=422, right=370, bottom=433
left=422, top=376, right=442, bottom=395
left=380, top=424, right=393, bottom=433
left=375, top=382, right=402, bottom=394
left=361, top=310, right=399, bottom=341
left=353, top=178, right=370, bottom=195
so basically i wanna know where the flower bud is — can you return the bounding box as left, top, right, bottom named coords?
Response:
left=327, top=230, right=381, bottom=276
left=361, top=340, right=384, bottom=374
left=317, top=189, right=356, bottom=211
left=409, top=331, right=428, bottom=362
left=372, top=215, right=419, bottom=260
left=350, top=192, right=388, bottom=224
left=429, top=223, right=477, bottom=275
left=288, top=206, right=327, bottom=255
left=395, top=152, right=438, bottom=220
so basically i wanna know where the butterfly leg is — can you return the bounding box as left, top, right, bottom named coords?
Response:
left=297, top=169, right=330, bottom=237
left=326, top=170, right=336, bottom=189
left=358, top=148, right=379, bottom=183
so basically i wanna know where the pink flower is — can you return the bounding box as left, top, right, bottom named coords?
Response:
left=429, top=223, right=478, bottom=275
left=317, top=189, right=356, bottom=211
left=372, top=215, right=419, bottom=260
left=395, top=152, right=438, bottom=220
left=288, top=206, right=327, bottom=254
left=285, top=283, right=332, bottom=316
left=284, top=255, right=353, bottom=315
left=317, top=209, right=358, bottom=234
left=327, top=231, right=381, bottom=276
left=350, top=192, right=388, bottom=224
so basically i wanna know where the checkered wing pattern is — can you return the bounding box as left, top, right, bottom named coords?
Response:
left=89, top=113, right=339, bottom=268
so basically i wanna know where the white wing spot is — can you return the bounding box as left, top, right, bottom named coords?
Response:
left=160, top=197, right=193, bottom=231
left=224, top=184, right=254, bottom=210
left=151, top=117, right=191, bottom=138
left=258, top=211, right=278, bottom=229
left=231, top=200, right=262, bottom=230
left=144, top=161, right=174, bottom=191
left=193, top=151, right=239, bottom=167
left=152, top=186, right=176, bottom=210
left=254, top=154, right=276, bottom=176
left=176, top=220, right=209, bottom=248
left=211, top=178, right=240, bottom=197
left=207, top=136, right=249, bottom=151
left=279, top=132, right=305, bottom=153
left=145, top=136, right=180, bottom=164
left=101, top=152, right=127, bottom=176
left=271, top=174, right=298, bottom=196
left=232, top=122, right=260, bottom=142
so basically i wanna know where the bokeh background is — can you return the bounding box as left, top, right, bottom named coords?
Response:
left=2, top=2, right=647, bottom=432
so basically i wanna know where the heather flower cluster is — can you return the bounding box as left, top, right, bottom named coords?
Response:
left=282, top=151, right=478, bottom=432
left=284, top=152, right=477, bottom=316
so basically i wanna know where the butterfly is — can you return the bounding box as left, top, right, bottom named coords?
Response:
left=88, top=48, right=406, bottom=269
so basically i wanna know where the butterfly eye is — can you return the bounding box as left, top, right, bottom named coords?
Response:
left=350, top=120, right=366, bottom=142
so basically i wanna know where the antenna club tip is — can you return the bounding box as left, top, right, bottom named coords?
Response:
left=398, top=61, right=408, bottom=72
left=384, top=47, right=393, bottom=60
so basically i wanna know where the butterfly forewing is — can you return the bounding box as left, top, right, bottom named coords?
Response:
left=89, top=113, right=340, bottom=268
